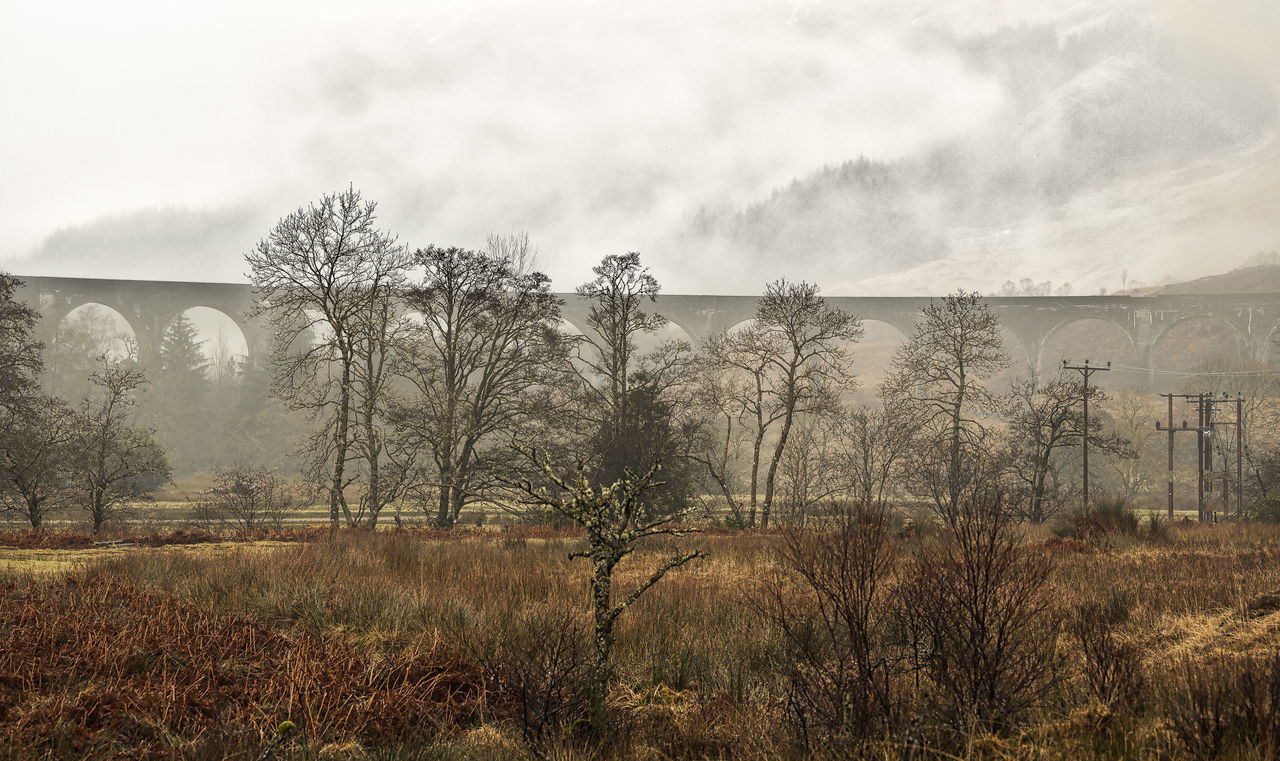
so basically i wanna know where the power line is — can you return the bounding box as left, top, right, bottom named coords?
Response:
left=1107, top=362, right=1272, bottom=377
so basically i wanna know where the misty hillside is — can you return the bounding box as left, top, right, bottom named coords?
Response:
left=679, top=16, right=1278, bottom=293
left=18, top=207, right=267, bottom=283
left=1140, top=260, right=1280, bottom=295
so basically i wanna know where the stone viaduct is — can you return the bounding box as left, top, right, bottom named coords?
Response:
left=15, top=275, right=1280, bottom=387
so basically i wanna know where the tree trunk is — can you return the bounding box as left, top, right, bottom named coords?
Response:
left=364, top=409, right=380, bottom=529
left=949, top=407, right=963, bottom=519
left=91, top=493, right=105, bottom=534
left=749, top=428, right=764, bottom=528
left=447, top=438, right=479, bottom=528
left=26, top=495, right=41, bottom=529
left=762, top=400, right=798, bottom=530
left=1031, top=454, right=1050, bottom=523
left=589, top=552, right=617, bottom=732
left=436, top=476, right=452, bottom=529
left=331, top=353, right=353, bottom=528
left=949, top=370, right=967, bottom=519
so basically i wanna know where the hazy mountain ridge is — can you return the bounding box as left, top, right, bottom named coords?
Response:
left=1132, top=261, right=1280, bottom=295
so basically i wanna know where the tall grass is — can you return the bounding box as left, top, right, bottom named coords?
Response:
left=6, top=521, right=1280, bottom=758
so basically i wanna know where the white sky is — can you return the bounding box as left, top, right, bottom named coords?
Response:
left=0, top=2, right=1009, bottom=280
left=2, top=0, right=1277, bottom=292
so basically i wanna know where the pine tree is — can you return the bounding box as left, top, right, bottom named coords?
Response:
left=153, top=314, right=210, bottom=474
left=159, top=315, right=208, bottom=382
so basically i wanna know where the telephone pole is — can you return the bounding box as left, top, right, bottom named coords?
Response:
left=1192, top=393, right=1206, bottom=521
left=1204, top=392, right=1245, bottom=520
left=1237, top=394, right=1245, bottom=518
left=1156, top=402, right=1210, bottom=521
left=1062, top=359, right=1110, bottom=512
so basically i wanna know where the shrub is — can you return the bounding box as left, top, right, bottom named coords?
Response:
left=1069, top=591, right=1144, bottom=712
left=452, top=602, right=594, bottom=752
left=1072, top=496, right=1139, bottom=546
left=1145, top=511, right=1170, bottom=541
left=1159, top=652, right=1280, bottom=760
left=1247, top=494, right=1280, bottom=524
left=762, top=504, right=899, bottom=748
left=192, top=465, right=300, bottom=532
left=897, top=489, right=1059, bottom=737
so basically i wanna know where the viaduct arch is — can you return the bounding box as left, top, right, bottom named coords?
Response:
left=19, top=275, right=266, bottom=370
left=16, top=275, right=1280, bottom=388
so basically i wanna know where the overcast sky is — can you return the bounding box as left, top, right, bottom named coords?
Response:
left=3, top=0, right=1278, bottom=294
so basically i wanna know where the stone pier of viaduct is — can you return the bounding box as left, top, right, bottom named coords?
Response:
left=16, top=274, right=1280, bottom=387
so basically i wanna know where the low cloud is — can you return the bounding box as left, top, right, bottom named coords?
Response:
left=2, top=0, right=1277, bottom=294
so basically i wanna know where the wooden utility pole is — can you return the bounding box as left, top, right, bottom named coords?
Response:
left=1237, top=395, right=1245, bottom=518
left=1156, top=393, right=1210, bottom=520
left=1158, top=393, right=1191, bottom=518
left=1195, top=393, right=1206, bottom=521
left=1063, top=359, right=1110, bottom=512
left=1203, top=392, right=1245, bottom=520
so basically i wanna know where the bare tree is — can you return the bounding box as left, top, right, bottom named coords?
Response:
left=208, top=327, right=241, bottom=383
left=834, top=400, right=923, bottom=512
left=395, top=243, right=566, bottom=528
left=685, top=330, right=774, bottom=526
left=0, top=273, right=43, bottom=416
left=572, top=253, right=694, bottom=512
left=883, top=291, right=1009, bottom=520
left=0, top=274, right=67, bottom=528
left=1006, top=375, right=1134, bottom=522
left=44, top=306, right=136, bottom=401
left=754, top=280, right=862, bottom=528
left=67, top=360, right=171, bottom=533
left=512, top=446, right=706, bottom=733
left=897, top=488, right=1059, bottom=735
left=774, top=415, right=845, bottom=526
left=348, top=262, right=413, bottom=528
left=1187, top=356, right=1280, bottom=497
left=689, top=281, right=861, bottom=528
left=246, top=187, right=410, bottom=527
left=763, top=504, right=900, bottom=746
left=573, top=252, right=666, bottom=439
left=485, top=230, right=541, bottom=275
left=0, top=396, right=74, bottom=528
left=1103, top=389, right=1164, bottom=501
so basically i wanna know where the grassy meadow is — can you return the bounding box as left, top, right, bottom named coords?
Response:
left=3, top=512, right=1280, bottom=760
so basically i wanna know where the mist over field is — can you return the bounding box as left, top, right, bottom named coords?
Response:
left=2, top=0, right=1278, bottom=294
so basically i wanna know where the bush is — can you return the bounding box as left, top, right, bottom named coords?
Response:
left=1071, top=495, right=1139, bottom=546
left=452, top=602, right=594, bottom=752
left=897, top=489, right=1059, bottom=738
left=1069, top=591, right=1144, bottom=712
left=192, top=465, right=300, bottom=532
left=1145, top=511, right=1170, bottom=541
left=762, top=504, right=899, bottom=748
left=1091, top=496, right=1140, bottom=534
left=1247, top=495, right=1280, bottom=524
left=1159, top=652, right=1280, bottom=760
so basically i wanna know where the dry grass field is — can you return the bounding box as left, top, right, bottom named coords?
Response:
left=3, top=516, right=1280, bottom=760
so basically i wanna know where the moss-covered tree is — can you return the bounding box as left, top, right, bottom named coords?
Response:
left=513, top=447, right=705, bottom=732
